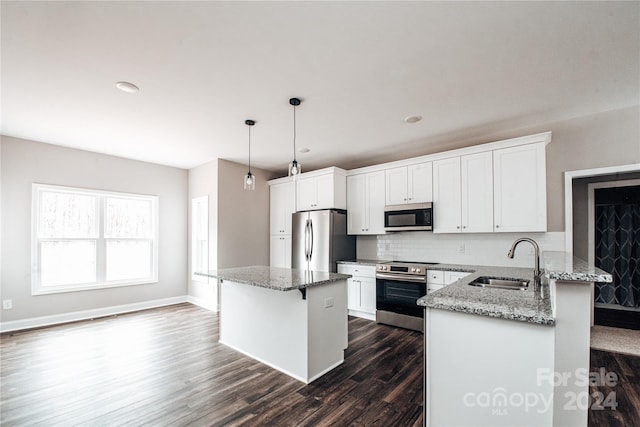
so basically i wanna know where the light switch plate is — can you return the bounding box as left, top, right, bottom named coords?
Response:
left=324, top=297, right=335, bottom=308
left=2, top=300, right=13, bottom=310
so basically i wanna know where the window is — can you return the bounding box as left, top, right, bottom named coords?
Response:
left=32, top=184, right=158, bottom=294
left=191, top=196, right=209, bottom=282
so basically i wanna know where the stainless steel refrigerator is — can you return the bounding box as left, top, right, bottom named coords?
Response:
left=292, top=209, right=356, bottom=272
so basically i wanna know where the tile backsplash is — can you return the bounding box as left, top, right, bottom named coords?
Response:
left=357, top=232, right=565, bottom=268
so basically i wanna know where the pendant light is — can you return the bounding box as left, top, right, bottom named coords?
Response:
left=288, top=97, right=302, bottom=176
left=244, top=119, right=256, bottom=190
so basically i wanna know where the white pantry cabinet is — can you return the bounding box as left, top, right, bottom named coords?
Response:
left=337, top=264, right=376, bottom=320
left=493, top=143, right=547, bottom=232
left=346, top=171, right=385, bottom=235
left=385, top=162, right=432, bottom=205
left=269, top=181, right=295, bottom=235
left=296, top=168, right=347, bottom=212
left=270, top=235, right=291, bottom=268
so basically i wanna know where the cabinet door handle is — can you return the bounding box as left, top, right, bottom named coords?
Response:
left=496, top=225, right=500, bottom=228
left=456, top=226, right=460, bottom=229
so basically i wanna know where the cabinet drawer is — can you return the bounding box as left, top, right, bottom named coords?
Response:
left=337, top=264, right=375, bottom=278
left=427, top=270, right=445, bottom=285
left=444, top=271, right=471, bottom=285
left=428, top=284, right=444, bottom=293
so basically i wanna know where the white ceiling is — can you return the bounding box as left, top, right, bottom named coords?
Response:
left=2, top=1, right=639, bottom=174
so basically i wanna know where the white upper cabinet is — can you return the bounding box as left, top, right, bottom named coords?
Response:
left=385, top=167, right=408, bottom=205
left=385, top=162, right=433, bottom=205
left=269, top=181, right=295, bottom=235
left=433, top=157, right=462, bottom=233
left=296, top=168, right=347, bottom=212
left=493, top=143, right=547, bottom=232
left=347, top=171, right=385, bottom=235
left=461, top=151, right=494, bottom=233
left=408, top=162, right=433, bottom=203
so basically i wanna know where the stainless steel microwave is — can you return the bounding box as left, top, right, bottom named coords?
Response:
left=384, top=202, right=433, bottom=231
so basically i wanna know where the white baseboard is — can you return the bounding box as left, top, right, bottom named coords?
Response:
left=348, top=309, right=376, bottom=321
left=186, top=295, right=218, bottom=312
left=0, top=296, right=188, bottom=333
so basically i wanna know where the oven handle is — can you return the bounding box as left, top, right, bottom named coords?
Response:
left=375, top=273, right=427, bottom=284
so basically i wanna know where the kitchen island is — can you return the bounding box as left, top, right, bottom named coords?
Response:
left=198, top=266, right=351, bottom=384
left=418, top=252, right=613, bottom=427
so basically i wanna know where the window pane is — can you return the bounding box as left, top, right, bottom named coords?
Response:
left=39, top=191, right=97, bottom=238
left=106, top=240, right=151, bottom=281
left=40, top=241, right=97, bottom=286
left=105, top=197, right=152, bottom=238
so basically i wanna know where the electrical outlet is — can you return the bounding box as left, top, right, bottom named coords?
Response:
left=2, top=300, right=13, bottom=310
left=459, top=244, right=466, bottom=253
left=324, top=297, right=335, bottom=308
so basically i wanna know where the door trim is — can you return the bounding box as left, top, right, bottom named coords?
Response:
left=563, top=163, right=640, bottom=255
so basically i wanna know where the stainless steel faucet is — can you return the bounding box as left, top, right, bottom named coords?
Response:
left=507, top=238, right=542, bottom=288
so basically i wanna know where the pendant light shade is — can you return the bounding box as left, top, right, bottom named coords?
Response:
left=288, top=97, right=302, bottom=176
left=244, top=119, right=256, bottom=191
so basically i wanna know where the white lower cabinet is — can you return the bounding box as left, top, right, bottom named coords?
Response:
left=270, top=235, right=291, bottom=268
left=427, top=269, right=471, bottom=292
left=337, top=264, right=376, bottom=320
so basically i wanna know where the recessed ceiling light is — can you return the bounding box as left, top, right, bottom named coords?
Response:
left=298, top=147, right=311, bottom=153
left=403, top=115, right=423, bottom=124
left=116, top=81, right=139, bottom=93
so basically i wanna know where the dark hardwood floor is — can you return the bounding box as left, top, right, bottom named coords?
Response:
left=0, top=303, right=423, bottom=426
left=1, top=303, right=638, bottom=426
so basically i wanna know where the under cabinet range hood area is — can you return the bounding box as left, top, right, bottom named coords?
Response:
left=384, top=203, right=433, bottom=232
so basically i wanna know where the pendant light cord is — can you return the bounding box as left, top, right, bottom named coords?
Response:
left=248, top=124, right=251, bottom=173
left=293, top=105, right=297, bottom=162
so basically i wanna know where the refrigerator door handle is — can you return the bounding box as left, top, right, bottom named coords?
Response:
left=304, top=219, right=310, bottom=261
left=308, top=219, right=314, bottom=262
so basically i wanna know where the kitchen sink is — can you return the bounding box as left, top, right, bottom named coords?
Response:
left=468, top=276, right=529, bottom=290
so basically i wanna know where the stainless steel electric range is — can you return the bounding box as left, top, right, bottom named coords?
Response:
left=375, top=261, right=439, bottom=332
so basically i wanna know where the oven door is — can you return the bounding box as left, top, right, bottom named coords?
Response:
left=376, top=276, right=426, bottom=318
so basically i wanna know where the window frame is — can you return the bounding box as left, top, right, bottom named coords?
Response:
left=31, top=183, right=159, bottom=295
left=191, top=196, right=209, bottom=283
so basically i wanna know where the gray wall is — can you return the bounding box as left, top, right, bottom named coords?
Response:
left=544, top=106, right=640, bottom=231
left=0, top=136, right=188, bottom=322
left=217, top=159, right=271, bottom=269
left=187, top=159, right=271, bottom=309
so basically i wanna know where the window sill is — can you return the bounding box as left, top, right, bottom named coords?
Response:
left=32, top=278, right=159, bottom=296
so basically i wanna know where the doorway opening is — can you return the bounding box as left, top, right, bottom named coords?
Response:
left=589, top=181, right=640, bottom=329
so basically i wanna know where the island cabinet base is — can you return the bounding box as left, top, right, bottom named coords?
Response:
left=220, top=279, right=348, bottom=384
left=425, top=308, right=555, bottom=427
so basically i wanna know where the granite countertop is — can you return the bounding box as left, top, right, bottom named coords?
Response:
left=417, top=252, right=613, bottom=326
left=196, top=266, right=351, bottom=291
left=336, top=259, right=391, bottom=266
left=543, top=251, right=613, bottom=282
left=418, top=265, right=555, bottom=326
